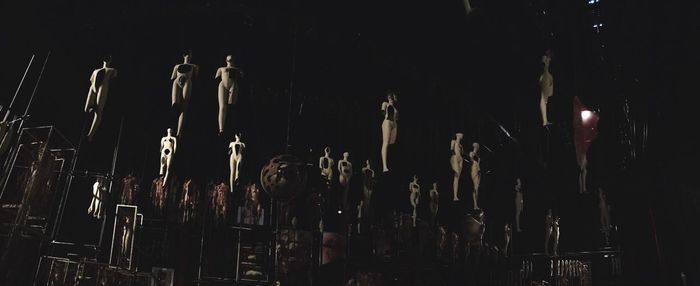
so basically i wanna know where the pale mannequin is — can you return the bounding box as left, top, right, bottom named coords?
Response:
left=469, top=142, right=481, bottom=209
left=552, top=216, right=560, bottom=256
left=409, top=175, right=420, bottom=227
left=338, top=152, right=353, bottom=208
left=319, top=147, right=334, bottom=181
left=539, top=50, right=554, bottom=127
left=215, top=55, right=242, bottom=135
left=87, top=177, right=107, bottom=219
left=380, top=92, right=398, bottom=172
left=85, top=57, right=117, bottom=141
left=429, top=183, right=439, bottom=222
left=515, top=178, right=524, bottom=232
left=598, top=188, right=611, bottom=232
left=544, top=209, right=553, bottom=255
left=171, top=53, right=199, bottom=137
left=160, top=128, right=177, bottom=185
left=450, top=133, right=464, bottom=201
left=228, top=134, right=245, bottom=189
left=121, top=216, right=133, bottom=257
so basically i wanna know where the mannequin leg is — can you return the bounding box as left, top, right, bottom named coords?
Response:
left=164, top=155, right=172, bottom=185
left=381, top=120, right=391, bottom=172
left=553, top=233, right=559, bottom=256
left=85, top=89, right=97, bottom=113
left=176, top=83, right=191, bottom=137
left=159, top=155, right=166, bottom=175
left=218, top=84, right=227, bottom=134
left=172, top=82, right=182, bottom=109
left=453, top=173, right=460, bottom=201
left=228, top=82, right=238, bottom=104
left=229, top=156, right=236, bottom=189
left=390, top=123, right=397, bottom=144
left=540, top=95, right=549, bottom=126
left=516, top=208, right=522, bottom=232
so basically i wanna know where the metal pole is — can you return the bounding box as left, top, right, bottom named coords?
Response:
left=4, top=54, right=35, bottom=121
left=17, top=52, right=50, bottom=132
left=98, top=117, right=125, bottom=249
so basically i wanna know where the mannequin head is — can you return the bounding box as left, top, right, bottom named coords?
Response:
left=226, top=55, right=234, bottom=65
left=412, top=175, right=418, bottom=184
left=235, top=133, right=241, bottom=142
left=547, top=209, right=552, bottom=217
left=455, top=133, right=463, bottom=140
left=324, top=146, right=331, bottom=156
left=516, top=178, right=522, bottom=190
left=166, top=128, right=173, bottom=136
left=472, top=142, right=480, bottom=151
left=343, top=152, right=349, bottom=160
left=386, top=91, right=397, bottom=104
left=183, top=52, right=191, bottom=63
left=542, top=49, right=552, bottom=66
left=365, top=160, right=371, bottom=168
left=432, top=182, right=437, bottom=189
left=103, top=55, right=112, bottom=67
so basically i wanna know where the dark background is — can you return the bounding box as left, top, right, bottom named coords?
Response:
left=0, top=0, right=696, bottom=285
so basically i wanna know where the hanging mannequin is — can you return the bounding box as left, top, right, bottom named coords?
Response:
left=120, top=216, right=133, bottom=259
left=180, top=179, right=197, bottom=223
left=171, top=52, right=199, bottom=137
left=244, top=183, right=262, bottom=224
left=598, top=188, right=611, bottom=232
left=514, top=178, right=524, bottom=232
left=338, top=152, right=353, bottom=206
left=151, top=176, right=166, bottom=214
left=228, top=134, right=245, bottom=189
left=212, top=182, right=229, bottom=222
left=159, top=128, right=177, bottom=185
left=450, top=133, right=464, bottom=201
left=319, top=147, right=334, bottom=181
left=361, top=160, right=374, bottom=214
left=215, top=55, right=242, bottom=135
left=544, top=209, right=553, bottom=255
left=469, top=142, right=481, bottom=209
left=539, top=50, right=554, bottom=127
left=552, top=216, right=560, bottom=256
left=573, top=97, right=599, bottom=194
left=504, top=223, right=512, bottom=257
left=429, top=183, right=439, bottom=223
left=380, top=92, right=398, bottom=172
left=85, top=57, right=118, bottom=141
left=409, top=175, right=420, bottom=227
left=120, top=173, right=138, bottom=205
left=87, top=177, right=107, bottom=219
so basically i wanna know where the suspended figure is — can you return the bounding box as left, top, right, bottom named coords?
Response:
left=429, top=183, right=439, bottom=223
left=514, top=178, right=524, bottom=232
left=504, top=223, right=512, bottom=257
left=120, top=174, right=138, bottom=205
left=319, top=147, right=334, bottom=182
left=120, top=216, right=133, bottom=260
left=361, top=160, right=375, bottom=215
left=180, top=179, right=198, bottom=223
left=85, top=56, right=117, bottom=141
left=409, top=175, right=420, bottom=227
left=598, top=188, right=611, bottom=232
left=151, top=176, right=166, bottom=214
left=215, top=55, right=243, bottom=135
left=450, top=133, right=464, bottom=201
left=338, top=151, right=353, bottom=208
left=469, top=142, right=481, bottom=209
left=228, top=134, right=245, bottom=189
left=87, top=177, right=107, bottom=219
left=243, top=183, right=263, bottom=225
left=544, top=209, right=560, bottom=256
left=171, top=52, right=199, bottom=137
left=160, top=128, right=177, bottom=186
left=573, top=96, right=599, bottom=194
left=380, top=92, right=398, bottom=172
left=539, top=49, right=554, bottom=127
left=211, top=182, right=229, bottom=222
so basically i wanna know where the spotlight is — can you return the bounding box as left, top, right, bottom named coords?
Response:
left=337, top=210, right=342, bottom=214
left=581, top=110, right=592, bottom=121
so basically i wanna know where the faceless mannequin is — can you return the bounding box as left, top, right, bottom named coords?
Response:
left=544, top=209, right=553, bottom=255
left=121, top=216, right=133, bottom=257
left=361, top=160, right=374, bottom=214
left=450, top=133, right=464, bottom=201
left=159, top=128, right=177, bottom=185
left=152, top=176, right=166, bottom=214
left=319, top=147, right=334, bottom=181
left=429, top=183, right=439, bottom=222
left=469, top=142, right=481, bottom=209
left=539, top=50, right=554, bottom=127
left=180, top=179, right=197, bottom=223
left=338, top=152, right=353, bottom=206
left=120, top=173, right=138, bottom=205
left=552, top=216, right=560, bottom=256
left=598, top=188, right=611, bottom=232
left=515, top=178, right=524, bottom=232
left=574, top=97, right=599, bottom=194
left=504, top=223, right=512, bottom=257
left=87, top=177, right=107, bottom=219
left=380, top=92, right=398, bottom=172
left=171, top=53, right=199, bottom=137
left=215, top=55, right=242, bottom=134
left=85, top=57, right=118, bottom=141
left=229, top=134, right=245, bottom=189
left=409, top=175, right=420, bottom=227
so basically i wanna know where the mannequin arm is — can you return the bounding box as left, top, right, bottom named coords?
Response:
left=173, top=139, right=177, bottom=154
left=171, top=66, right=178, bottom=80
left=319, top=158, right=323, bottom=169
left=450, top=140, right=455, bottom=151
left=215, top=68, right=222, bottom=79
left=159, top=140, right=164, bottom=153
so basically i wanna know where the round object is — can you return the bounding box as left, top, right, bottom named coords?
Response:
left=260, top=154, right=308, bottom=201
